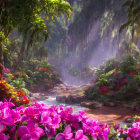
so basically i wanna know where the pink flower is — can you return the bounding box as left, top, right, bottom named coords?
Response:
left=45, top=127, right=56, bottom=138
left=121, top=77, right=128, bottom=83
left=51, top=115, right=61, bottom=128
left=41, top=112, right=52, bottom=124
left=0, top=133, right=9, bottom=140
left=17, top=120, right=44, bottom=140
left=55, top=125, right=73, bottom=140
left=4, top=68, right=10, bottom=74
left=0, top=107, right=20, bottom=126
left=0, top=124, right=6, bottom=133
left=75, top=130, right=88, bottom=140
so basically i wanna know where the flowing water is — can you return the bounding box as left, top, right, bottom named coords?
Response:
left=32, top=84, right=138, bottom=125
left=38, top=97, right=133, bottom=127
left=38, top=96, right=85, bottom=113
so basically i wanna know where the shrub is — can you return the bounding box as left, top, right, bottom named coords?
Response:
left=0, top=77, right=30, bottom=106
left=85, top=54, right=140, bottom=103
left=0, top=99, right=140, bottom=139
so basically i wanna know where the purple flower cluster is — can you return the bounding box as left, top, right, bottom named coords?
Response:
left=114, top=121, right=140, bottom=140
left=0, top=100, right=110, bottom=140
left=1, top=99, right=140, bottom=140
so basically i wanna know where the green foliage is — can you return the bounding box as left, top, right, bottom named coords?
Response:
left=85, top=43, right=140, bottom=103
left=17, top=59, right=61, bottom=88
left=0, top=0, right=72, bottom=65
left=120, top=0, right=140, bottom=43
left=0, top=32, right=8, bottom=43
left=5, top=72, right=29, bottom=95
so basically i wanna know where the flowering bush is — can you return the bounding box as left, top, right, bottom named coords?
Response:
left=0, top=99, right=140, bottom=140
left=0, top=78, right=30, bottom=106
left=0, top=99, right=110, bottom=140
left=110, top=121, right=140, bottom=140
left=38, top=67, right=51, bottom=74
left=16, top=60, right=61, bottom=89
left=85, top=54, right=140, bottom=103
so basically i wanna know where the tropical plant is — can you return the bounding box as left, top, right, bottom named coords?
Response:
left=120, top=0, right=140, bottom=44
left=0, top=0, right=72, bottom=71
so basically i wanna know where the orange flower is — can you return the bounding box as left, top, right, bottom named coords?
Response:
left=39, top=67, right=51, bottom=74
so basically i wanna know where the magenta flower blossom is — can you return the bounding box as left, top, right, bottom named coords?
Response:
left=0, top=99, right=112, bottom=140
left=45, top=126, right=56, bottom=138
left=41, top=111, right=52, bottom=124
left=51, top=115, right=61, bottom=128
left=75, top=130, right=88, bottom=140
left=55, top=125, right=73, bottom=140
left=0, top=133, right=9, bottom=140
left=17, top=120, right=44, bottom=140
left=0, top=107, right=20, bottom=126
left=0, top=124, right=6, bottom=133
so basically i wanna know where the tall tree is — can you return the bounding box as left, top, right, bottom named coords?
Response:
left=120, top=0, right=140, bottom=44
left=0, top=0, right=72, bottom=73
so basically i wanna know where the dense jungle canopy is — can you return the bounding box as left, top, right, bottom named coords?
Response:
left=0, top=0, right=140, bottom=140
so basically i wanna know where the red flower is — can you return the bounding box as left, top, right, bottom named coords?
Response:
left=116, top=85, right=122, bottom=90
left=129, top=72, right=136, bottom=76
left=38, top=67, right=51, bottom=74
left=17, top=89, right=25, bottom=96
left=99, top=86, right=108, bottom=93
left=121, top=77, right=128, bottom=83
left=114, top=71, right=119, bottom=77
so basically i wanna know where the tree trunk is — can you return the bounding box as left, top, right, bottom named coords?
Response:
left=0, top=44, right=4, bottom=65
left=0, top=43, right=4, bottom=75
left=13, top=40, right=26, bottom=70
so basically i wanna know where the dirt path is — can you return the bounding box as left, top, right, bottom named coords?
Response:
left=85, top=107, right=138, bottom=125
left=31, top=83, right=140, bottom=125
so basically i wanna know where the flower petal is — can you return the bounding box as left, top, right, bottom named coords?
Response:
left=0, top=133, right=9, bottom=140
left=75, top=130, right=83, bottom=139
left=64, top=125, right=71, bottom=134
left=21, top=134, right=31, bottom=140
left=55, top=133, right=65, bottom=140
left=17, top=126, right=29, bottom=137
left=65, top=133, right=73, bottom=139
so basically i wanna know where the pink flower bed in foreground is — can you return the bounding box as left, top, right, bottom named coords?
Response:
left=0, top=99, right=140, bottom=140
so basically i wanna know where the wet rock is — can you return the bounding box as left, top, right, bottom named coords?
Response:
left=136, top=104, right=140, bottom=112
left=122, top=104, right=132, bottom=110
left=66, top=95, right=85, bottom=104
left=103, top=102, right=117, bottom=107
left=81, top=101, right=103, bottom=109
left=125, top=118, right=134, bottom=123
left=56, top=96, right=67, bottom=102
left=131, top=103, right=140, bottom=112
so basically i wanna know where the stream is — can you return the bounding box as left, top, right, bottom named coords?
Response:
left=38, top=96, right=85, bottom=113
left=31, top=83, right=139, bottom=125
